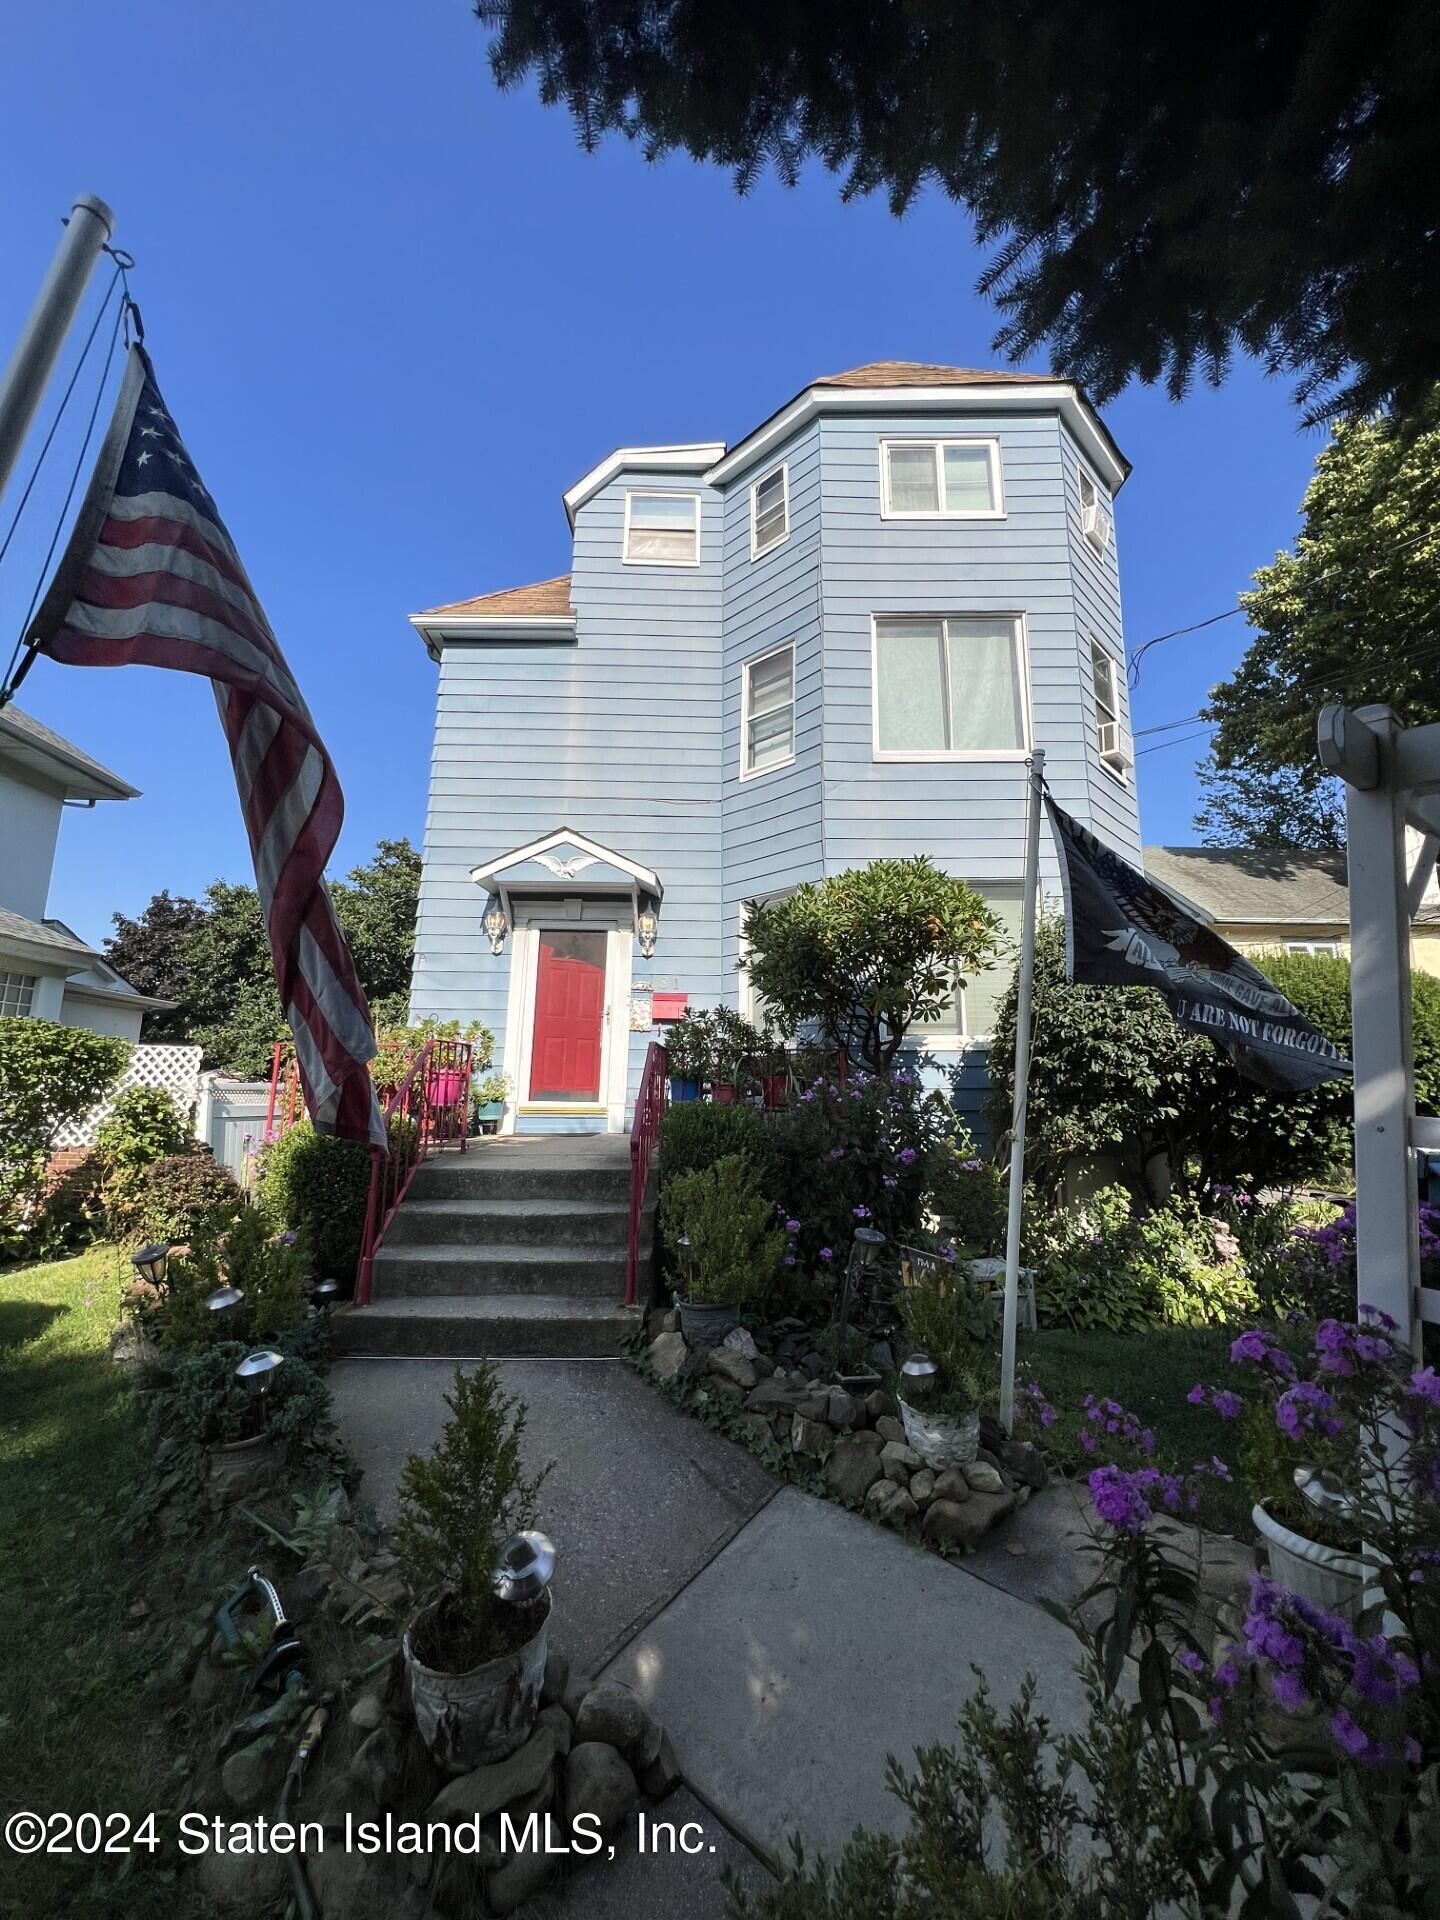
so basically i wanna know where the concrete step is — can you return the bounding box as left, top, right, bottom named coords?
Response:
left=408, top=1154, right=630, bottom=1205
left=385, top=1197, right=630, bottom=1251
left=372, top=1242, right=635, bottom=1300
left=330, top=1293, right=637, bottom=1358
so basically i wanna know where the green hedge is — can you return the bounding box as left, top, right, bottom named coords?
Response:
left=658, top=1100, right=776, bottom=1190
left=255, top=1119, right=373, bottom=1283
left=0, top=1019, right=130, bottom=1242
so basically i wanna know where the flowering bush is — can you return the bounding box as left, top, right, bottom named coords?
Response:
left=927, top=1144, right=1007, bottom=1254
left=1027, top=1184, right=1258, bottom=1333
left=1266, top=1197, right=1440, bottom=1322
left=764, top=1070, right=957, bottom=1282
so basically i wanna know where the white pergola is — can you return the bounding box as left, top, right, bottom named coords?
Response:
left=1318, top=702, right=1440, bottom=1358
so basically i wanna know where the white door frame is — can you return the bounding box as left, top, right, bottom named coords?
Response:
left=499, top=910, right=633, bottom=1134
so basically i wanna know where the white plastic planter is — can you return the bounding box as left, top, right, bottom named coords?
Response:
left=898, top=1398, right=981, bottom=1470
left=1252, top=1503, right=1366, bottom=1618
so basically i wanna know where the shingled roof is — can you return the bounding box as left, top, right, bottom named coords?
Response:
left=814, top=361, right=1056, bottom=390
left=1143, top=847, right=1352, bottom=928
left=414, top=575, right=574, bottom=622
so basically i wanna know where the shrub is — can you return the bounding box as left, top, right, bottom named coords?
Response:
left=928, top=1146, right=1007, bottom=1254
left=659, top=1099, right=775, bottom=1189
left=744, top=858, right=1004, bottom=1071
left=1266, top=1197, right=1440, bottom=1322
left=661, top=1155, right=785, bottom=1307
left=394, top=1362, right=550, bottom=1668
left=134, top=1208, right=312, bottom=1354
left=255, top=1119, right=372, bottom=1281
left=897, top=1266, right=995, bottom=1416
left=128, top=1150, right=245, bottom=1249
left=1027, top=1186, right=1257, bottom=1333
left=372, top=1017, right=494, bottom=1096
left=95, top=1086, right=193, bottom=1236
left=33, top=1148, right=106, bottom=1252
left=0, top=1019, right=129, bottom=1242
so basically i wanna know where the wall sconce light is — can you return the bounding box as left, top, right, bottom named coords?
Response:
left=483, top=901, right=509, bottom=956
left=635, top=905, right=659, bottom=959
left=131, top=1242, right=171, bottom=1288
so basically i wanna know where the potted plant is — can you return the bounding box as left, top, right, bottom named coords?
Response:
left=472, top=1070, right=509, bottom=1134
left=756, top=1024, right=791, bottom=1110
left=663, top=1013, right=710, bottom=1103
left=660, top=1153, right=783, bottom=1346
left=707, top=1005, right=762, bottom=1104
left=895, top=1263, right=993, bottom=1468
left=395, top=1363, right=554, bottom=1773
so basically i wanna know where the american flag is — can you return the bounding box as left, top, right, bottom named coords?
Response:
left=29, top=345, right=386, bottom=1146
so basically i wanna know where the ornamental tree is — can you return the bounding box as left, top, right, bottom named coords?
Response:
left=742, top=858, right=1002, bottom=1072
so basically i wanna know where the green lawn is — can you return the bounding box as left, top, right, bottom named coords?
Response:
left=1016, top=1323, right=1255, bottom=1535
left=0, top=1246, right=212, bottom=1919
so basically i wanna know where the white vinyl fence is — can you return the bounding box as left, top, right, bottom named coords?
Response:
left=53, top=1043, right=204, bottom=1150
left=193, top=1073, right=272, bottom=1183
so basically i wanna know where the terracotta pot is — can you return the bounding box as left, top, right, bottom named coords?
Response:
left=404, top=1591, right=551, bottom=1774
left=761, top=1073, right=788, bottom=1109
left=710, top=1083, right=738, bottom=1105
left=1252, top=1503, right=1366, bottom=1617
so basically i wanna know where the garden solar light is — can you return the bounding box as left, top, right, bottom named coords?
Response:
left=205, top=1283, right=245, bottom=1315
left=492, top=1530, right=557, bottom=1605
left=484, top=901, right=509, bottom=955
left=1294, top=1465, right=1359, bottom=1525
left=131, top=1242, right=170, bottom=1287
left=850, top=1226, right=886, bottom=1269
left=900, top=1351, right=940, bottom=1400
left=235, top=1348, right=285, bottom=1397
left=311, top=1277, right=340, bottom=1305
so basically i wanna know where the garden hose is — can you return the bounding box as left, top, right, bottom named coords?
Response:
left=278, top=1702, right=328, bottom=1920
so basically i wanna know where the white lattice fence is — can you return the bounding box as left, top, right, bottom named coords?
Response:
left=53, top=1043, right=204, bottom=1150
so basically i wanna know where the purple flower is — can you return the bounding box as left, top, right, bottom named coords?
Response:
left=783, top=1255, right=796, bottom=1267
left=829, top=1146, right=845, bottom=1160
left=853, top=1205, right=871, bottom=1220
left=1178, top=1649, right=1206, bottom=1674
left=1330, top=1708, right=1372, bottom=1760
left=785, top=1219, right=801, bottom=1234
left=883, top=1176, right=897, bottom=1189
left=1187, top=1383, right=1206, bottom=1406
left=1231, top=1330, right=1269, bottom=1363
left=1276, top=1380, right=1339, bottom=1442
left=1088, top=1465, right=1152, bottom=1533
left=1212, top=1390, right=1243, bottom=1419
left=1271, top=1670, right=1309, bottom=1712
left=1411, top=1367, right=1440, bottom=1406
left=818, top=1247, right=834, bottom=1262
left=898, top=1147, right=917, bottom=1165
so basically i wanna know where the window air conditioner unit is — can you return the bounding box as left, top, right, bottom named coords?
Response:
left=1082, top=499, right=1113, bottom=552
left=1097, top=720, right=1131, bottom=769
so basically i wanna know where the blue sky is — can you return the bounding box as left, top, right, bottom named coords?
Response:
left=1, top=1, right=1324, bottom=948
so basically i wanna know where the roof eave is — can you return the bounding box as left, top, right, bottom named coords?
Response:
left=562, top=443, right=728, bottom=527
left=704, top=381, right=1130, bottom=493
left=407, top=611, right=578, bottom=660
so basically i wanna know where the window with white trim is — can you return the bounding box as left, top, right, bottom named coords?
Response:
left=742, top=643, right=796, bottom=776
left=623, top=491, right=700, bottom=565
left=0, top=972, right=37, bottom=1017
left=1284, top=940, right=1342, bottom=958
left=880, top=439, right=1002, bottom=518
left=873, top=616, right=1026, bottom=756
left=1091, top=639, right=1129, bottom=777
left=916, top=976, right=968, bottom=1046
left=750, top=463, right=788, bottom=557
left=1078, top=467, right=1114, bottom=552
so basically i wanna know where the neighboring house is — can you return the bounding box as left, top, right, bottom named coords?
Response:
left=408, top=360, right=1140, bottom=1134
left=0, top=704, right=171, bottom=1040
left=1143, top=843, right=1440, bottom=979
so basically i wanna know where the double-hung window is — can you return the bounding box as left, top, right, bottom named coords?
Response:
left=1285, top=940, right=1342, bottom=958
left=742, top=643, right=795, bottom=777
left=880, top=439, right=1002, bottom=518
left=916, top=976, right=968, bottom=1048
left=0, top=972, right=37, bottom=1017
left=750, top=463, right=789, bottom=557
left=1091, top=639, right=1129, bottom=776
left=624, top=491, right=700, bottom=565
left=872, top=616, right=1026, bottom=757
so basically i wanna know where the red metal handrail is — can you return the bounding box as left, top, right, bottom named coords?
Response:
left=627, top=1041, right=668, bottom=1307
left=354, top=1036, right=473, bottom=1306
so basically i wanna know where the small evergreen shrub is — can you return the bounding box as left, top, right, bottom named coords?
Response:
left=394, top=1362, right=550, bottom=1669
left=659, top=1099, right=775, bottom=1188
left=129, top=1150, right=245, bottom=1250
left=897, top=1265, right=994, bottom=1416
left=255, top=1119, right=372, bottom=1281
left=660, top=1154, right=784, bottom=1307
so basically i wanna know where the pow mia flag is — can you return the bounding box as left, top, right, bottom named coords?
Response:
left=1046, top=799, right=1350, bottom=1093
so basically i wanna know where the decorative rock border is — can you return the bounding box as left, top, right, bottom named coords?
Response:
left=640, top=1310, right=1048, bottom=1553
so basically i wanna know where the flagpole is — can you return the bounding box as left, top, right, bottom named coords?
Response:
left=999, top=746, right=1044, bottom=1433
left=0, top=196, right=115, bottom=502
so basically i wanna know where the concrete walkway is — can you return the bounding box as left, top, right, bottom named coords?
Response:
left=332, top=1356, right=1103, bottom=1903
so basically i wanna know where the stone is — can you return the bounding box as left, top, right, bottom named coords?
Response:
left=880, top=1440, right=923, bottom=1472
left=535, top=1703, right=573, bottom=1758
left=866, top=1480, right=918, bottom=1524
left=962, top=1461, right=1007, bottom=1495
left=194, top=1844, right=286, bottom=1910
left=427, top=1723, right=557, bottom=1826
left=574, top=1681, right=647, bottom=1753
left=487, top=1844, right=557, bottom=1915
left=799, top=1351, right=825, bottom=1379
left=284, top=1562, right=332, bottom=1625
left=721, top=1325, right=760, bottom=1360
left=1000, top=1439, right=1049, bottom=1491
left=640, top=1726, right=682, bottom=1799
left=738, top=1414, right=773, bottom=1450
left=922, top=1499, right=991, bottom=1552
left=875, top=1415, right=906, bottom=1446
left=909, top=1469, right=936, bottom=1507
left=708, top=1346, right=758, bottom=1390
left=350, top=1722, right=404, bottom=1808
left=931, top=1468, right=973, bottom=1504
left=565, top=1741, right=638, bottom=1832
left=864, top=1389, right=889, bottom=1423
left=561, top=1670, right=594, bottom=1719
left=869, top=1341, right=896, bottom=1373
left=649, top=1331, right=690, bottom=1382
left=189, top=1654, right=228, bottom=1714
left=349, top=1691, right=387, bottom=1733
left=825, top=1434, right=885, bottom=1503
left=790, top=1413, right=830, bottom=1457
left=540, top=1646, right=570, bottom=1707
left=221, top=1739, right=280, bottom=1812
left=825, top=1388, right=858, bottom=1430
left=646, top=1306, right=676, bottom=1340
left=744, top=1377, right=812, bottom=1417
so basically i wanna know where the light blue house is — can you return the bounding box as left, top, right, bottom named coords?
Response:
left=408, top=362, right=1140, bottom=1136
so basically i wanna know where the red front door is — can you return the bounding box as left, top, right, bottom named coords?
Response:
left=529, top=930, right=606, bottom=1100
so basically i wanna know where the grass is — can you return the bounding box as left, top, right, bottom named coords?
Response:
left=0, top=1245, right=214, bottom=1920
left=1016, top=1323, right=1256, bottom=1535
